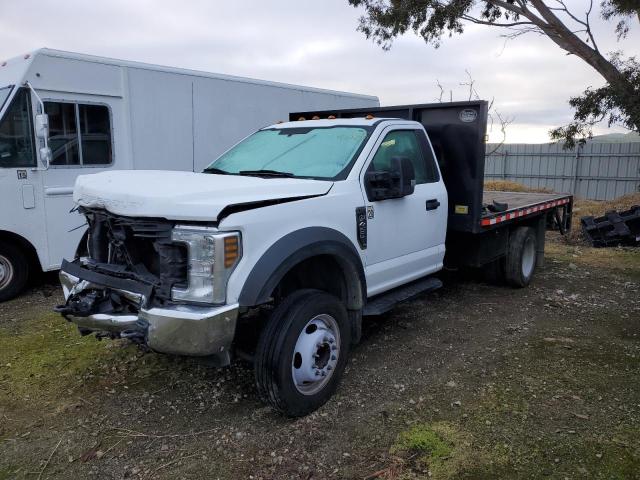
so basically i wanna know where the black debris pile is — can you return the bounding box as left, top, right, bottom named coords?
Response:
left=581, top=206, right=640, bottom=247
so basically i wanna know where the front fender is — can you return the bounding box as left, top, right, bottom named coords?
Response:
left=238, top=227, right=365, bottom=308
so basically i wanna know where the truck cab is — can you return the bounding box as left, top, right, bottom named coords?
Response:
left=56, top=104, right=572, bottom=416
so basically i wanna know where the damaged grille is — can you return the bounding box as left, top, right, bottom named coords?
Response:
left=81, top=207, right=188, bottom=305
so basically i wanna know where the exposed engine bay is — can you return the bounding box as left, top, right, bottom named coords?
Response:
left=56, top=207, right=190, bottom=324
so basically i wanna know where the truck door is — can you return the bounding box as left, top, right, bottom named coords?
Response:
left=41, top=99, right=115, bottom=269
left=0, top=86, right=47, bottom=275
left=360, top=126, right=447, bottom=296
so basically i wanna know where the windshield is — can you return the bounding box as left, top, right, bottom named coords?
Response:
left=0, top=87, right=36, bottom=168
left=0, top=86, right=12, bottom=112
left=206, top=126, right=371, bottom=180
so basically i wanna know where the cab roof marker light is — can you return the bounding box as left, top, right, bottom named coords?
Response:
left=366, top=114, right=375, bottom=120
left=298, top=116, right=306, bottom=121
left=328, top=115, right=336, bottom=119
left=312, top=116, right=320, bottom=120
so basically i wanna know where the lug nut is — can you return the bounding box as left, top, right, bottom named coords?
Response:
left=331, top=355, right=337, bottom=361
left=331, top=345, right=337, bottom=351
left=327, top=365, right=333, bottom=371
left=315, top=370, right=321, bottom=376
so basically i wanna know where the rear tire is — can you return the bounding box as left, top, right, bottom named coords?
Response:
left=505, top=226, right=537, bottom=288
left=0, top=241, right=29, bottom=302
left=254, top=289, right=350, bottom=417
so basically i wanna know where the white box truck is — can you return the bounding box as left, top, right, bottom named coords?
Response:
left=0, top=49, right=378, bottom=301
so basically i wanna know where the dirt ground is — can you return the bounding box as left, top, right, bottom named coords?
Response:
left=1, top=235, right=639, bottom=480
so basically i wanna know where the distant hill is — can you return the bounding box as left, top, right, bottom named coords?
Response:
left=588, top=131, right=640, bottom=143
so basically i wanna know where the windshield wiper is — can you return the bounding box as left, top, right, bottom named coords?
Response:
left=202, top=167, right=230, bottom=175
left=239, top=169, right=294, bottom=178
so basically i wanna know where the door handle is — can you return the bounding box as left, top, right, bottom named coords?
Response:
left=426, top=199, right=440, bottom=211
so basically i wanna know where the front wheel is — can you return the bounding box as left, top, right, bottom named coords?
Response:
left=254, top=289, right=351, bottom=417
left=0, top=241, right=29, bottom=302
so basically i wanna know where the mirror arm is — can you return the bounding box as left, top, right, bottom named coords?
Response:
left=24, top=81, right=51, bottom=170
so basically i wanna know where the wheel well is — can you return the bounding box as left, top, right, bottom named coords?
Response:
left=0, top=230, right=41, bottom=273
left=272, top=254, right=364, bottom=311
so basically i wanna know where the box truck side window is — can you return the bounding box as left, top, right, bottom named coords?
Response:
left=0, top=88, right=36, bottom=168
left=45, top=102, right=112, bottom=166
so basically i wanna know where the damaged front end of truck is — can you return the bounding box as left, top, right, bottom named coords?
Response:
left=56, top=207, right=240, bottom=366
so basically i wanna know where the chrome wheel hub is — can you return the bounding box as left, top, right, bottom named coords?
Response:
left=521, top=236, right=535, bottom=278
left=0, top=254, right=13, bottom=290
left=291, top=314, right=340, bottom=395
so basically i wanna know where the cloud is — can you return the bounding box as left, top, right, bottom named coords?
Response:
left=1, top=0, right=638, bottom=143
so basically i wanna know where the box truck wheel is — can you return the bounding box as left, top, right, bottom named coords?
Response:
left=505, top=226, right=537, bottom=288
left=0, top=241, right=29, bottom=302
left=254, top=289, right=351, bottom=417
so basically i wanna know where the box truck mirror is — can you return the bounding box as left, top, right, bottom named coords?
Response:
left=35, top=113, right=49, bottom=140
left=39, top=146, right=51, bottom=169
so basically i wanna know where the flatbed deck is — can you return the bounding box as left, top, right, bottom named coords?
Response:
left=481, top=191, right=572, bottom=228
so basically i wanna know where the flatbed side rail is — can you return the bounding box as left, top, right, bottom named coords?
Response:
left=480, top=195, right=573, bottom=233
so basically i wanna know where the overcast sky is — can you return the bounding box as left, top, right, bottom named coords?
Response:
left=1, top=0, right=638, bottom=142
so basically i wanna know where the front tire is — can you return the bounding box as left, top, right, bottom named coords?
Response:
left=254, top=289, right=351, bottom=417
left=0, top=241, right=29, bottom=302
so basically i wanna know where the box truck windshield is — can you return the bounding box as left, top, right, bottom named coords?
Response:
left=0, top=86, right=12, bottom=111
left=0, top=88, right=36, bottom=168
left=205, top=126, right=371, bottom=180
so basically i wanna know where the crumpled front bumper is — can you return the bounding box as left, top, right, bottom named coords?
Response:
left=58, top=264, right=238, bottom=365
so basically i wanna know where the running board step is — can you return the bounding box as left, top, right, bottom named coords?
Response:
left=363, top=277, right=442, bottom=316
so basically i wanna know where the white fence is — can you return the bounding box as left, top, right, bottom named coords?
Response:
left=485, top=143, right=640, bottom=200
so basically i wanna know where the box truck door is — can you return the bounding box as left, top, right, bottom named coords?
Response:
left=0, top=87, right=47, bottom=266
left=41, top=100, right=115, bottom=269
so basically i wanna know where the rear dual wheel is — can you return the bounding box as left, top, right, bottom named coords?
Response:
left=484, top=226, right=538, bottom=288
left=254, top=289, right=350, bottom=417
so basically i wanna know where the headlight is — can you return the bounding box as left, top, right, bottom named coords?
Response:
left=170, top=226, right=241, bottom=304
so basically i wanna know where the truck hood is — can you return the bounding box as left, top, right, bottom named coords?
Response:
left=73, top=170, right=333, bottom=222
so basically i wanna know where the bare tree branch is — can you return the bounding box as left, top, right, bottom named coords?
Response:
left=435, top=79, right=445, bottom=103
left=487, top=109, right=515, bottom=155
left=434, top=73, right=513, bottom=155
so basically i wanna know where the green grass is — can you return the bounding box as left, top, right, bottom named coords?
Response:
left=389, top=422, right=508, bottom=479
left=393, top=424, right=452, bottom=460
left=0, top=312, right=137, bottom=408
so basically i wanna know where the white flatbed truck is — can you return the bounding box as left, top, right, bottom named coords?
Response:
left=55, top=101, right=573, bottom=416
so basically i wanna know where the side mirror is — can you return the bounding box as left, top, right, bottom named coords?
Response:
left=34, top=113, right=51, bottom=169
left=365, top=156, right=416, bottom=201
left=35, top=113, right=49, bottom=140
left=39, top=147, right=52, bottom=169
